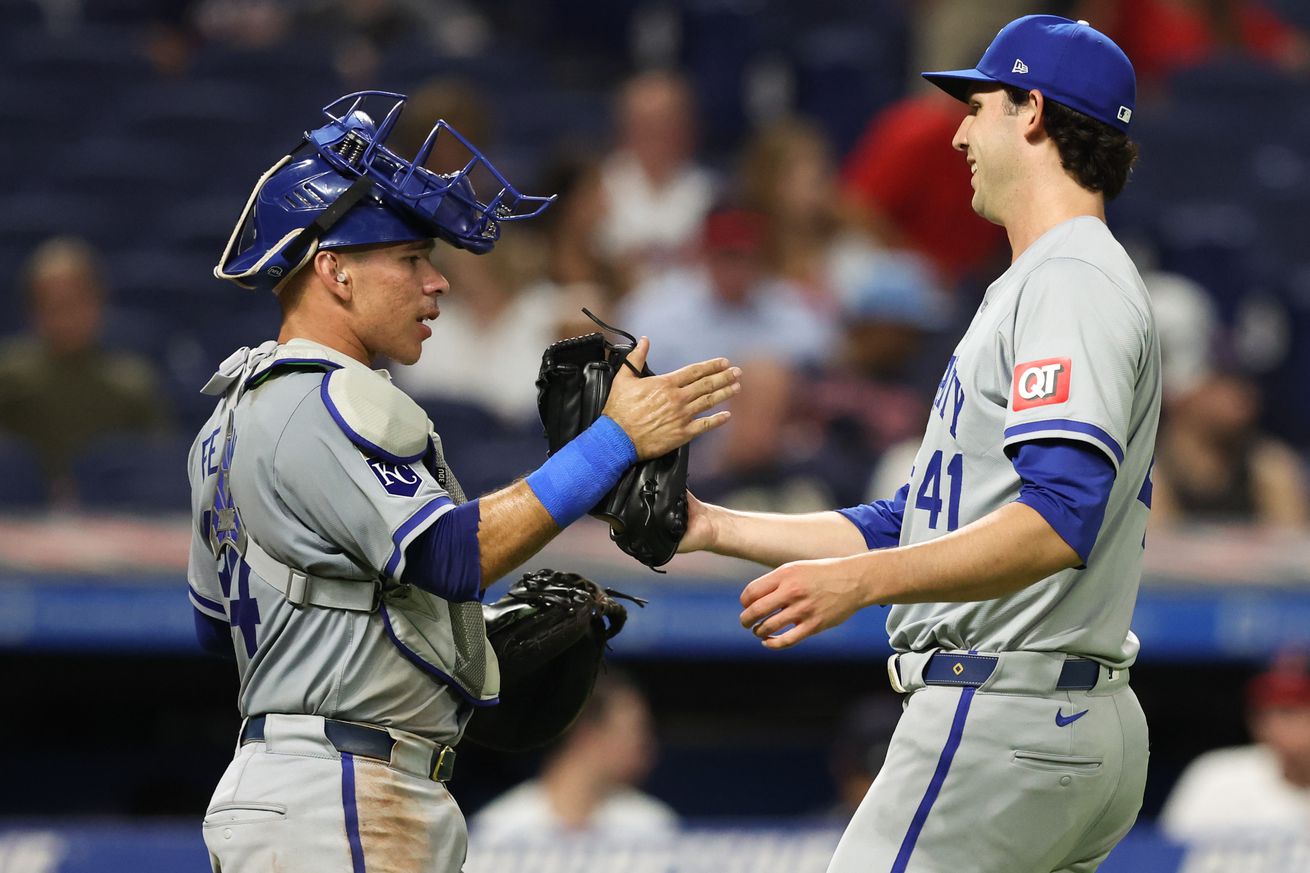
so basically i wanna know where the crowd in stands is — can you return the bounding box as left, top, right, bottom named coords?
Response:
left=1, top=0, right=1308, bottom=533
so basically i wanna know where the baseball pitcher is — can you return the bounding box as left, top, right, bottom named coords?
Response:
left=680, top=17, right=1157, bottom=873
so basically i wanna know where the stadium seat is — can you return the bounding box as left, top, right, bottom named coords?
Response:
left=0, top=435, right=48, bottom=509
left=70, top=433, right=193, bottom=512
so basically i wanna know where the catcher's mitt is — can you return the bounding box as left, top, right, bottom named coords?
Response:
left=536, top=309, right=689, bottom=569
left=462, top=569, right=644, bottom=752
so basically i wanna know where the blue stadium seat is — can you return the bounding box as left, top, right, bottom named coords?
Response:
left=0, top=193, right=123, bottom=252
left=419, top=398, right=544, bottom=497
left=0, top=435, right=48, bottom=509
left=71, top=434, right=193, bottom=512
left=791, top=24, right=905, bottom=156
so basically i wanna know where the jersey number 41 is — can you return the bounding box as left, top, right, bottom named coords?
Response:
left=915, top=450, right=963, bottom=531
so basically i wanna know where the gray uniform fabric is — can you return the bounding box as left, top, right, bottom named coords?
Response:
left=832, top=217, right=1160, bottom=873
left=203, top=714, right=468, bottom=873
left=189, top=338, right=487, bottom=873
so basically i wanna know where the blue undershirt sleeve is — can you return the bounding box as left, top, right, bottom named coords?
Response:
left=837, top=483, right=910, bottom=550
left=193, top=608, right=234, bottom=659
left=1007, top=438, right=1116, bottom=566
left=402, top=498, right=483, bottom=602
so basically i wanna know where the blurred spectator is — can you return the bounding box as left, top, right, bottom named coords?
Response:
left=824, top=695, right=903, bottom=824
left=597, top=71, right=717, bottom=283
left=1146, top=267, right=1308, bottom=527
left=1074, top=0, right=1310, bottom=85
left=389, top=77, right=496, bottom=175
left=534, top=152, right=628, bottom=301
left=0, top=238, right=171, bottom=496
left=391, top=235, right=553, bottom=428
left=787, top=251, right=950, bottom=507
left=192, top=0, right=291, bottom=49
left=619, top=206, right=830, bottom=505
left=910, top=1, right=1062, bottom=92
left=1160, top=652, right=1310, bottom=839
left=469, top=673, right=677, bottom=844
left=738, top=117, right=880, bottom=318
left=1144, top=270, right=1221, bottom=404
left=841, top=90, right=1008, bottom=285
left=1151, top=370, right=1310, bottom=527
left=619, top=206, right=831, bottom=374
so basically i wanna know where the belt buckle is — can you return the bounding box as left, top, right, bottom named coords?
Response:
left=431, top=746, right=456, bottom=782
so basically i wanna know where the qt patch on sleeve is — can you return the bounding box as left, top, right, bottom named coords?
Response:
left=1011, top=357, right=1071, bottom=411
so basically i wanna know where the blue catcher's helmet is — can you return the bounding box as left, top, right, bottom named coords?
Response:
left=216, top=91, right=555, bottom=293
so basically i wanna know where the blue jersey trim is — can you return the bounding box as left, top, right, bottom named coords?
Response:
left=891, top=687, right=976, bottom=873
left=837, top=483, right=909, bottom=550
left=319, top=370, right=428, bottom=465
left=340, top=753, right=367, bottom=873
left=188, top=585, right=226, bottom=617
left=384, top=496, right=455, bottom=579
left=1003, top=419, right=1125, bottom=464
left=379, top=604, right=500, bottom=708
left=243, top=357, right=341, bottom=389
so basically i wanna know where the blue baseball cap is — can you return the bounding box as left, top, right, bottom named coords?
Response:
left=921, top=15, right=1136, bottom=132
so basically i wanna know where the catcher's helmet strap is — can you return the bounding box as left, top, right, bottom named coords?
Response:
left=279, top=174, right=376, bottom=268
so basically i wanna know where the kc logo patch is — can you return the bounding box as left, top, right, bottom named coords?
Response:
left=366, top=457, right=422, bottom=497
left=1011, top=357, right=1071, bottom=410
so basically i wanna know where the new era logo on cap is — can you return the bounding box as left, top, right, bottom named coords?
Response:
left=1012, top=59, right=1029, bottom=74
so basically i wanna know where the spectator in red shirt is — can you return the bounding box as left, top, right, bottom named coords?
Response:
left=841, top=92, right=1007, bottom=285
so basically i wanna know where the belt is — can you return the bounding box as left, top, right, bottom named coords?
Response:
left=241, top=715, right=456, bottom=782
left=920, top=653, right=1100, bottom=690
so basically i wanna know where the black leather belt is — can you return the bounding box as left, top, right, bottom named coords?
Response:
left=241, top=715, right=456, bottom=782
left=921, top=654, right=1101, bottom=690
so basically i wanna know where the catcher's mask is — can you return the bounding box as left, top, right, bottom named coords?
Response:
left=216, top=90, right=555, bottom=293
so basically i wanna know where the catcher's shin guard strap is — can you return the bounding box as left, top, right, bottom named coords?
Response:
left=526, top=416, right=636, bottom=527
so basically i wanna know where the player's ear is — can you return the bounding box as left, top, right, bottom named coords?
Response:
left=311, top=251, right=352, bottom=302
left=1025, top=89, right=1047, bottom=142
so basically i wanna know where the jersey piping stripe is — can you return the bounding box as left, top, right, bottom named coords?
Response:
left=188, top=585, right=226, bottom=616
left=890, top=687, right=977, bottom=873
left=340, top=752, right=367, bottom=873
left=319, top=370, right=428, bottom=465
left=384, top=496, right=455, bottom=578
left=378, top=604, right=500, bottom=707
left=1002, top=419, right=1125, bottom=464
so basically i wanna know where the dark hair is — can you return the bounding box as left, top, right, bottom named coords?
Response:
left=1003, top=86, right=1138, bottom=200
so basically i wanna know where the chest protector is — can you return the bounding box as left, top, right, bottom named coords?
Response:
left=200, top=341, right=500, bottom=707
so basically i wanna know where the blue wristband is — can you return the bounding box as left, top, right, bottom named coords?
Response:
left=525, top=416, right=638, bottom=527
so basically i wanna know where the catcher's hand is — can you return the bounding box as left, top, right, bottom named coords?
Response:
left=536, top=310, right=737, bottom=569
left=462, top=569, right=645, bottom=752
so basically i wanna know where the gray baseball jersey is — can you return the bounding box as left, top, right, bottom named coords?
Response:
left=187, top=338, right=477, bottom=743
left=888, top=216, right=1161, bottom=669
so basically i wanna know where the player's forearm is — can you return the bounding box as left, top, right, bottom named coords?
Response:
left=476, top=480, right=562, bottom=588
left=704, top=503, right=870, bottom=567
left=859, top=502, right=1080, bottom=605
